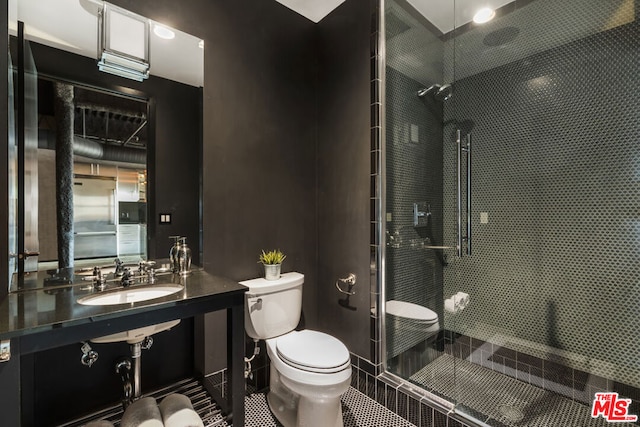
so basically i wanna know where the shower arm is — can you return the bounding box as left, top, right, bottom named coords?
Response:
left=457, top=130, right=472, bottom=257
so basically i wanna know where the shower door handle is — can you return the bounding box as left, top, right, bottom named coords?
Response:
left=456, top=131, right=472, bottom=257
left=466, top=133, right=472, bottom=256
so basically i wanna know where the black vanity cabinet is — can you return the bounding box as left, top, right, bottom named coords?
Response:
left=0, top=270, right=246, bottom=426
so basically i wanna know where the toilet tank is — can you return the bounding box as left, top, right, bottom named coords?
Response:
left=240, top=272, right=304, bottom=340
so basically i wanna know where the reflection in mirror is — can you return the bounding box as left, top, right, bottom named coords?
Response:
left=10, top=0, right=204, bottom=291
left=37, top=81, right=149, bottom=270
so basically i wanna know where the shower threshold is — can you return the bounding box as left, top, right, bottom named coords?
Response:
left=409, top=354, right=637, bottom=427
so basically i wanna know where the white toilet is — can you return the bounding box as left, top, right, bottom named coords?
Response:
left=386, top=300, right=440, bottom=359
left=241, top=272, right=351, bottom=427
left=386, top=300, right=440, bottom=335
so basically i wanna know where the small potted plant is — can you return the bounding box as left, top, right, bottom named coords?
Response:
left=258, top=249, right=286, bottom=280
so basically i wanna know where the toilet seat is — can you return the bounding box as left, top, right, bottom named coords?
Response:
left=266, top=330, right=352, bottom=386
left=276, top=330, right=350, bottom=374
left=386, top=300, right=438, bottom=325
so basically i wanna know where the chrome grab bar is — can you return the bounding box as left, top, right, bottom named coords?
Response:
left=457, top=130, right=462, bottom=256
left=456, top=130, right=472, bottom=257
left=466, top=133, right=472, bottom=256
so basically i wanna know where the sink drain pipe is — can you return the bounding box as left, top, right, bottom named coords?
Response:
left=131, top=342, right=142, bottom=400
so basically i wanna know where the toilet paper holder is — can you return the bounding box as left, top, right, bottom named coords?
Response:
left=335, top=273, right=357, bottom=295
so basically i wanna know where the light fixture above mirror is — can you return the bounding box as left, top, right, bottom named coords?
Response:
left=98, top=3, right=150, bottom=81
left=15, top=0, right=204, bottom=87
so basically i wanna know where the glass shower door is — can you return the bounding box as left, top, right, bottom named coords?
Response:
left=385, top=0, right=640, bottom=425
left=446, top=1, right=640, bottom=425
left=383, top=0, right=459, bottom=406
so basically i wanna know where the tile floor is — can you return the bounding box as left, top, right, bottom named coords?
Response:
left=410, top=354, right=638, bottom=427
left=240, top=387, right=415, bottom=427
left=61, top=378, right=416, bottom=427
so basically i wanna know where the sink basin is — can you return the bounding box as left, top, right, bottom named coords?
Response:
left=90, top=319, right=181, bottom=344
left=77, top=284, right=183, bottom=306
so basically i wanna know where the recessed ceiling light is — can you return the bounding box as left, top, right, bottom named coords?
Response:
left=153, top=24, right=175, bottom=40
left=473, top=7, right=496, bottom=24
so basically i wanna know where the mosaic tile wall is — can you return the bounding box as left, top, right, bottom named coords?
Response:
left=440, top=10, right=640, bottom=389
left=384, top=64, right=444, bottom=363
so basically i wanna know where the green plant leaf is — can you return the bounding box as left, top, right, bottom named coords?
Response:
left=258, top=249, right=286, bottom=265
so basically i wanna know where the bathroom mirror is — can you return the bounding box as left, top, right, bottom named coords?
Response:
left=8, top=0, right=204, bottom=291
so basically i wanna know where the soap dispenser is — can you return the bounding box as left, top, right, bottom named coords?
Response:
left=176, top=237, right=192, bottom=275
left=169, top=236, right=182, bottom=273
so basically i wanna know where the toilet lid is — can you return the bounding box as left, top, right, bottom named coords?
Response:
left=386, top=300, right=438, bottom=322
left=276, top=330, right=350, bottom=373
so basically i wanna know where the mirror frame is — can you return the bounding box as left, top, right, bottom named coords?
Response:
left=1, top=0, right=9, bottom=298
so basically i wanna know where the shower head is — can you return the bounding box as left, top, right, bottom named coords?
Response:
left=416, top=86, right=435, bottom=97
left=417, top=84, right=452, bottom=101
left=435, top=84, right=452, bottom=101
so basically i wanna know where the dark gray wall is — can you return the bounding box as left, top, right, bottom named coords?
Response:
left=201, top=0, right=317, bottom=293
left=316, top=0, right=373, bottom=359
left=124, top=0, right=373, bottom=370
left=196, top=0, right=318, bottom=372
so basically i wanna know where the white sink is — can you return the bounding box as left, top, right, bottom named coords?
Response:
left=90, top=319, right=181, bottom=344
left=77, top=284, right=183, bottom=306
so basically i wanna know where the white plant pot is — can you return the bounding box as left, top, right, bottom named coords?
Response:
left=264, top=264, right=281, bottom=281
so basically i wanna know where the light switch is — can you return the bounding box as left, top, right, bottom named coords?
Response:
left=160, top=213, right=172, bottom=224
left=0, top=340, right=10, bottom=362
left=480, top=212, right=489, bottom=224
left=410, top=124, right=419, bottom=143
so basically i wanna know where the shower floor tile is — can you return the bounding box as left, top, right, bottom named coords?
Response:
left=410, top=354, right=637, bottom=427
left=241, top=386, right=416, bottom=427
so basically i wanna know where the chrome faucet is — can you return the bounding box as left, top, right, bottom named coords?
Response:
left=121, top=268, right=134, bottom=287
left=81, top=266, right=108, bottom=291
left=138, top=260, right=155, bottom=273
left=138, top=260, right=158, bottom=284
left=114, top=258, right=125, bottom=276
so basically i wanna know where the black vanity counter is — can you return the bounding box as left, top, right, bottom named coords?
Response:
left=0, top=268, right=248, bottom=426
left=0, top=268, right=247, bottom=353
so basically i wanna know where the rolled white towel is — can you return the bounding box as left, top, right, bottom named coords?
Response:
left=120, top=397, right=163, bottom=427
left=85, top=421, right=114, bottom=427
left=444, top=297, right=458, bottom=313
left=160, top=393, right=204, bottom=427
